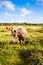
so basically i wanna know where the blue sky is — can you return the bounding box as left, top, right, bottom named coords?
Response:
left=0, top=0, right=43, bottom=23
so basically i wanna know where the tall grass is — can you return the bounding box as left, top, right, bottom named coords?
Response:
left=0, top=24, right=43, bottom=65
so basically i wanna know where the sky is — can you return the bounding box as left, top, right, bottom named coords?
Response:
left=0, top=0, right=43, bottom=23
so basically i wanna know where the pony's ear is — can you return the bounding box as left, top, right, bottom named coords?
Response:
left=14, top=30, right=16, bottom=32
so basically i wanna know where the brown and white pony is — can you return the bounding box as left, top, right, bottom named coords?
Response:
left=6, top=26, right=28, bottom=46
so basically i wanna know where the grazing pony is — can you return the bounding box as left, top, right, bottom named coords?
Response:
left=6, top=25, right=13, bottom=31
left=6, top=26, right=28, bottom=46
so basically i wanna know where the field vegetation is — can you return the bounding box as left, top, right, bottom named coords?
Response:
left=0, top=24, right=43, bottom=65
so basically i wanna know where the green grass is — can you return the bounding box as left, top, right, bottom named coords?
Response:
left=0, top=24, right=43, bottom=65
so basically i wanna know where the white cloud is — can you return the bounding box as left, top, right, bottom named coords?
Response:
left=35, top=17, right=43, bottom=21
left=20, top=8, right=31, bottom=17
left=24, top=15, right=43, bottom=23
left=0, top=1, right=15, bottom=11
left=29, top=16, right=43, bottom=23
left=4, top=12, right=10, bottom=16
left=20, top=8, right=31, bottom=15
left=4, top=1, right=15, bottom=11
left=35, top=17, right=43, bottom=23
left=21, top=14, right=25, bottom=17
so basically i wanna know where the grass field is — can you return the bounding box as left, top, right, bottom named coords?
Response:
left=0, top=24, right=43, bottom=65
